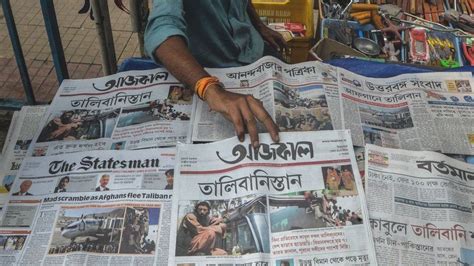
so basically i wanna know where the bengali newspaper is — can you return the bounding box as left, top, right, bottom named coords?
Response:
left=0, top=106, right=48, bottom=210
left=338, top=72, right=474, bottom=155
left=193, top=56, right=340, bottom=141
left=26, top=68, right=193, bottom=157
left=338, top=68, right=473, bottom=94
left=0, top=148, right=175, bottom=265
left=365, top=144, right=474, bottom=265
left=169, top=131, right=377, bottom=265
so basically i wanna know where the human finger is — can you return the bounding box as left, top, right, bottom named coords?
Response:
left=240, top=96, right=259, bottom=148
left=247, top=97, right=280, bottom=143
left=275, top=33, right=289, bottom=49
left=229, top=107, right=245, bottom=142
left=266, top=36, right=280, bottom=51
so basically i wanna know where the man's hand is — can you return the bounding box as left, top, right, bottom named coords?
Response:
left=257, top=25, right=288, bottom=52
left=204, top=84, right=279, bottom=148
left=246, top=2, right=287, bottom=52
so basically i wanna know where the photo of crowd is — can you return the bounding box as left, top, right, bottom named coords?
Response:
left=323, top=193, right=364, bottom=227
left=273, top=82, right=332, bottom=131
left=359, top=105, right=414, bottom=130
left=119, top=207, right=159, bottom=254
left=176, top=195, right=269, bottom=257
left=37, top=109, right=120, bottom=143
left=116, top=99, right=191, bottom=128
left=48, top=207, right=124, bottom=255
left=54, top=176, right=70, bottom=193
left=322, top=165, right=357, bottom=196
left=0, top=235, right=26, bottom=251
left=269, top=190, right=364, bottom=233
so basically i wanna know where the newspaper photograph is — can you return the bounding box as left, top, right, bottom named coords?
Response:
left=26, top=69, right=193, bottom=157
left=192, top=56, right=340, bottom=142
left=0, top=147, right=175, bottom=265
left=365, top=144, right=474, bottom=265
left=170, top=131, right=377, bottom=265
left=339, top=80, right=474, bottom=154
left=0, top=106, right=48, bottom=210
left=0, top=190, right=172, bottom=265
left=7, top=148, right=175, bottom=199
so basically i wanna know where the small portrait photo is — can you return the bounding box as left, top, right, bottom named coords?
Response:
left=176, top=195, right=269, bottom=257
left=37, top=109, right=120, bottom=143
left=240, top=80, right=249, bottom=88
left=14, top=140, right=32, bottom=151
left=322, top=165, right=357, bottom=196
left=48, top=207, right=124, bottom=255
left=269, top=190, right=329, bottom=233
left=11, top=179, right=34, bottom=196
left=276, top=259, right=294, bottom=266
left=111, top=141, right=125, bottom=150
left=118, top=207, right=160, bottom=254
left=0, top=235, right=27, bottom=251
left=32, top=146, right=48, bottom=157
left=167, top=85, right=193, bottom=104
left=54, top=176, right=70, bottom=193
left=164, top=169, right=174, bottom=190
left=96, top=174, right=111, bottom=192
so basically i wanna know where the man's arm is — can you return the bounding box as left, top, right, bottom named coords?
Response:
left=154, top=36, right=279, bottom=147
left=247, top=2, right=288, bottom=51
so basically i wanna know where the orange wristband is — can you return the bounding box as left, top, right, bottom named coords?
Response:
left=195, top=76, right=220, bottom=100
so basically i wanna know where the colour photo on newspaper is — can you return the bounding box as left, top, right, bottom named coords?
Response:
left=170, top=131, right=377, bottom=265
left=5, top=190, right=172, bottom=265
left=0, top=146, right=176, bottom=262
left=26, top=68, right=193, bottom=157
left=364, top=144, right=474, bottom=265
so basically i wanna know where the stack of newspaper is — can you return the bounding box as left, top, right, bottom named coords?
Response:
left=0, top=56, right=473, bottom=265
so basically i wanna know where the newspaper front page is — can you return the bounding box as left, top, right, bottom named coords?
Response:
left=27, top=69, right=193, bottom=157
left=170, top=131, right=377, bottom=265
left=0, top=106, right=48, bottom=210
left=0, top=148, right=175, bottom=265
left=365, top=144, right=474, bottom=265
left=339, top=75, right=474, bottom=154
left=0, top=190, right=172, bottom=265
left=192, top=56, right=340, bottom=142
